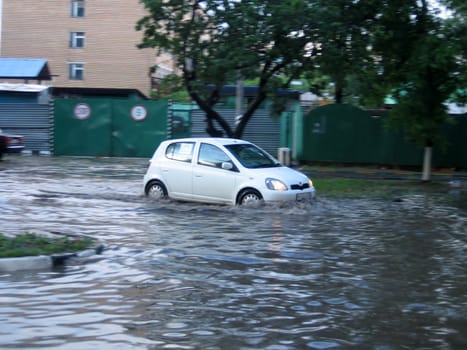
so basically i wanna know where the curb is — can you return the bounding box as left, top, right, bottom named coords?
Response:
left=0, top=245, right=105, bottom=272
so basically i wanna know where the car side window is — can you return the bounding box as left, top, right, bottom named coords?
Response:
left=198, top=143, right=232, bottom=169
left=165, top=142, right=195, bottom=162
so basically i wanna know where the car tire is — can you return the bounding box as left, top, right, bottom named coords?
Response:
left=238, top=189, right=263, bottom=206
left=145, top=180, right=168, bottom=200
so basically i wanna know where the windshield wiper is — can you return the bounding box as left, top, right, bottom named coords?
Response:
left=252, top=163, right=281, bottom=168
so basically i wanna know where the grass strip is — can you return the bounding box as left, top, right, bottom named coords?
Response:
left=0, top=233, right=94, bottom=258
left=314, top=178, right=448, bottom=198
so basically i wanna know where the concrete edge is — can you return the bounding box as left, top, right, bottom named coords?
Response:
left=0, top=244, right=105, bottom=272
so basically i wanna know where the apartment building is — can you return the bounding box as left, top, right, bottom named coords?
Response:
left=0, top=0, right=174, bottom=96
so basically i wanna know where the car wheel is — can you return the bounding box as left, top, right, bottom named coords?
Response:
left=238, top=189, right=263, bottom=206
left=145, top=180, right=168, bottom=200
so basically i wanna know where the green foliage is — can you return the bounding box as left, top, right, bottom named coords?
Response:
left=311, top=0, right=381, bottom=103
left=0, top=233, right=94, bottom=258
left=136, top=0, right=465, bottom=150
left=441, top=0, right=467, bottom=105
left=137, top=0, right=320, bottom=137
left=151, top=74, right=190, bottom=102
left=373, top=1, right=462, bottom=149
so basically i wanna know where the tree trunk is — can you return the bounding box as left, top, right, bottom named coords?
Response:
left=421, top=146, right=432, bottom=181
left=334, top=82, right=344, bottom=104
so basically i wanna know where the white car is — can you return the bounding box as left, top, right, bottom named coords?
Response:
left=143, top=138, right=316, bottom=205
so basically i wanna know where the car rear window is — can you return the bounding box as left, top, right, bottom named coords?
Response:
left=165, top=142, right=195, bottom=162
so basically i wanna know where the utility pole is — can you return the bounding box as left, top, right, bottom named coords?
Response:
left=235, top=73, right=244, bottom=126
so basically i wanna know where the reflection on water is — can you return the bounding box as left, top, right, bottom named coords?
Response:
left=1, top=156, right=466, bottom=349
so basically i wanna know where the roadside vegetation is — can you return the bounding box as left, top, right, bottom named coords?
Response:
left=137, top=0, right=466, bottom=181
left=313, top=178, right=448, bottom=198
left=0, top=233, right=94, bottom=258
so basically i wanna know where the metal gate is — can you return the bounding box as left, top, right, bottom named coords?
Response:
left=0, top=103, right=51, bottom=153
left=191, top=108, right=281, bottom=155
left=54, top=98, right=168, bottom=157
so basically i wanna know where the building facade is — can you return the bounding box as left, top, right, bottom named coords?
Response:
left=0, top=0, right=173, bottom=96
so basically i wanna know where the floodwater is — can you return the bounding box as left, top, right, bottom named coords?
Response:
left=1, top=156, right=466, bottom=350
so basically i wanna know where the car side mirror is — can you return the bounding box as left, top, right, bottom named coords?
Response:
left=221, top=162, right=233, bottom=170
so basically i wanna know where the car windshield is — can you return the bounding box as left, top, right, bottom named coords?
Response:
left=225, top=143, right=280, bottom=169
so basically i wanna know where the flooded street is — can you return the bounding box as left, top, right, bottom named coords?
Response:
left=1, top=156, right=466, bottom=349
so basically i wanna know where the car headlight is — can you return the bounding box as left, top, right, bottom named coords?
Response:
left=308, top=178, right=314, bottom=188
left=265, top=178, right=288, bottom=191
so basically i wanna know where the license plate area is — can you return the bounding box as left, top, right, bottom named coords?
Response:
left=296, top=192, right=311, bottom=202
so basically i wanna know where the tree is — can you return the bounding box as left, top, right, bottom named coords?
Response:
left=440, top=0, right=467, bottom=106
left=310, top=0, right=380, bottom=103
left=136, top=0, right=319, bottom=138
left=151, top=74, right=190, bottom=102
left=366, top=0, right=463, bottom=181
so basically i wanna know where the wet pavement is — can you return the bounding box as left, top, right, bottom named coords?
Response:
left=1, top=155, right=467, bottom=349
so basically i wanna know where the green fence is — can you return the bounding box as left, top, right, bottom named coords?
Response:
left=301, top=104, right=467, bottom=168
left=54, top=98, right=168, bottom=157
left=54, top=99, right=467, bottom=167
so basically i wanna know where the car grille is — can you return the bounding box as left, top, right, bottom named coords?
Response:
left=291, top=183, right=310, bottom=190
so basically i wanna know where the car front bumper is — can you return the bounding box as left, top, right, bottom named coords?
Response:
left=262, top=188, right=316, bottom=203
left=7, top=145, right=24, bottom=153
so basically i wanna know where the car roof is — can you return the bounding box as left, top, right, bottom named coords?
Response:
left=163, top=137, right=252, bottom=147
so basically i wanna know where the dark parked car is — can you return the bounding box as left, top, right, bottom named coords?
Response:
left=0, top=129, right=24, bottom=160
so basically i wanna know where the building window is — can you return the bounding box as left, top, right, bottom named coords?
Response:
left=70, top=32, right=85, bottom=48
left=69, top=63, right=85, bottom=80
left=71, top=0, right=85, bottom=17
